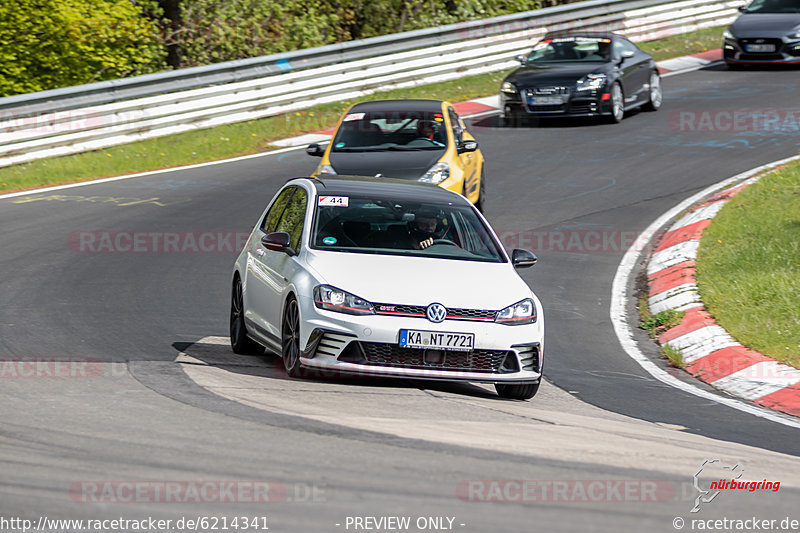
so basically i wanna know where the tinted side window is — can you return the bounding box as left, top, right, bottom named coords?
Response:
left=275, top=188, right=308, bottom=251
left=261, top=187, right=296, bottom=233
left=447, top=107, right=462, bottom=142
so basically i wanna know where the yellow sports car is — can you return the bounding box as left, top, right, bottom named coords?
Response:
left=307, top=99, right=486, bottom=211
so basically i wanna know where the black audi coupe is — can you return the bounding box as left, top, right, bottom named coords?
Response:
left=723, top=0, right=800, bottom=67
left=499, top=32, right=662, bottom=125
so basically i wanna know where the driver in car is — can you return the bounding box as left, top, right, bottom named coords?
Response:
left=408, top=207, right=443, bottom=249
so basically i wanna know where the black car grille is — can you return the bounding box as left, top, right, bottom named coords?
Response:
left=354, top=342, right=516, bottom=373
left=527, top=104, right=565, bottom=112
left=527, top=86, right=570, bottom=96
left=569, top=103, right=595, bottom=115
left=737, top=38, right=784, bottom=60
left=373, top=303, right=496, bottom=321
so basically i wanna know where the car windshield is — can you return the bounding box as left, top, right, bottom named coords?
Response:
left=743, top=0, right=800, bottom=12
left=311, top=194, right=505, bottom=262
left=331, top=110, right=448, bottom=152
left=526, top=37, right=612, bottom=63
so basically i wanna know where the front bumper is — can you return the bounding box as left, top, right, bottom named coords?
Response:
left=500, top=88, right=612, bottom=118
left=296, top=295, right=544, bottom=384
left=724, top=36, right=800, bottom=64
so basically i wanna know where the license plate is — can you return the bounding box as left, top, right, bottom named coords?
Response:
left=399, top=329, right=474, bottom=352
left=745, top=44, right=775, bottom=53
left=529, top=96, right=563, bottom=106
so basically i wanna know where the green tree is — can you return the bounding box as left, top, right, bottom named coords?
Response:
left=0, top=0, right=165, bottom=96
left=176, top=0, right=339, bottom=68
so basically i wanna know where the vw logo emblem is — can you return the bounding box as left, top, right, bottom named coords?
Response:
left=426, top=303, right=447, bottom=323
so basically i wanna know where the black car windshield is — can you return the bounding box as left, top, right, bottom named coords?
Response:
left=331, top=110, right=448, bottom=152
left=743, top=0, right=800, bottom=12
left=526, top=37, right=612, bottom=63
left=311, top=195, right=505, bottom=262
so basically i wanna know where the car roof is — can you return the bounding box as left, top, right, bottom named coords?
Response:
left=289, top=175, right=468, bottom=204
left=544, top=31, right=620, bottom=40
left=348, top=99, right=446, bottom=113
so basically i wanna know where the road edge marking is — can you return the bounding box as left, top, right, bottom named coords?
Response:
left=610, top=155, right=800, bottom=429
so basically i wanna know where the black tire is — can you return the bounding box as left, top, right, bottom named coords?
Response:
left=281, top=296, right=304, bottom=378
left=495, top=381, right=540, bottom=400
left=502, top=111, right=521, bottom=128
left=642, top=71, right=662, bottom=112
left=474, top=167, right=486, bottom=213
left=230, top=276, right=264, bottom=355
left=608, top=82, right=624, bottom=123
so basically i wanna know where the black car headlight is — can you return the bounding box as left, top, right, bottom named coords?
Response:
left=501, top=81, right=518, bottom=95
left=723, top=29, right=735, bottom=40
left=576, top=73, right=607, bottom=92
left=496, top=298, right=537, bottom=325
left=314, top=285, right=375, bottom=315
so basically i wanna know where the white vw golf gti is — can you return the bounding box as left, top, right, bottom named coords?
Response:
left=230, top=176, right=544, bottom=399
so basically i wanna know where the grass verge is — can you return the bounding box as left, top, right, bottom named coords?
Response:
left=637, top=25, right=725, bottom=61
left=696, top=161, right=800, bottom=368
left=638, top=294, right=684, bottom=338
left=661, top=345, right=685, bottom=368
left=0, top=25, right=726, bottom=194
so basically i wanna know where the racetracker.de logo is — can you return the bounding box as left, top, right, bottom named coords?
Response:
left=69, top=481, right=289, bottom=504
left=0, top=356, right=106, bottom=379
left=668, top=110, right=800, bottom=133
left=68, top=231, right=251, bottom=253
left=457, top=480, right=675, bottom=503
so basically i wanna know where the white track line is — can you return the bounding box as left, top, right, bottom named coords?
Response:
left=610, top=155, right=800, bottom=429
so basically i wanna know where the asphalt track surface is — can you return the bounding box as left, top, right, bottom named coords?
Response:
left=1, top=65, right=799, bottom=531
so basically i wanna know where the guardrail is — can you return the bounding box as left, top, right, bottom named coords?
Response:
left=0, top=0, right=739, bottom=168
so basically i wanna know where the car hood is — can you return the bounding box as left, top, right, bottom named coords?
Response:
left=304, top=250, right=533, bottom=310
left=328, top=149, right=443, bottom=180
left=730, top=13, right=800, bottom=36
left=505, top=64, right=607, bottom=87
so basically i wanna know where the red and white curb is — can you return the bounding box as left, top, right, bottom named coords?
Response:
left=657, top=49, right=722, bottom=76
left=646, top=172, right=800, bottom=418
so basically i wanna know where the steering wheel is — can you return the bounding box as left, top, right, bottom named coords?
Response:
left=432, top=239, right=458, bottom=247
left=410, top=137, right=444, bottom=147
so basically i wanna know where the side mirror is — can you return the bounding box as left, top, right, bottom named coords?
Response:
left=737, top=5, right=747, bottom=11
left=261, top=232, right=296, bottom=256
left=458, top=140, right=479, bottom=153
left=511, top=249, right=537, bottom=269
left=619, top=50, right=635, bottom=64
left=306, top=143, right=325, bottom=157
left=515, top=54, right=526, bottom=65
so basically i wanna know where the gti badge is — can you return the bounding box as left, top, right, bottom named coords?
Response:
left=426, top=303, right=447, bottom=323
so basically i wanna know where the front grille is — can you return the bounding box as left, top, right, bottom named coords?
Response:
left=527, top=86, right=570, bottom=96
left=515, top=344, right=540, bottom=373
left=355, top=342, right=515, bottom=373
left=569, top=103, right=595, bottom=115
left=373, top=303, right=496, bottom=322
left=313, top=332, right=353, bottom=358
left=737, top=38, right=784, bottom=60
left=527, top=104, right=565, bottom=112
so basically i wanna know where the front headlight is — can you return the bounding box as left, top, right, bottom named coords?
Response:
left=495, top=298, right=537, bottom=325
left=723, top=29, right=734, bottom=39
left=419, top=162, right=450, bottom=184
left=318, top=164, right=336, bottom=175
left=314, top=285, right=375, bottom=315
left=501, top=81, right=518, bottom=94
left=789, top=30, right=800, bottom=40
left=576, top=73, right=607, bottom=91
